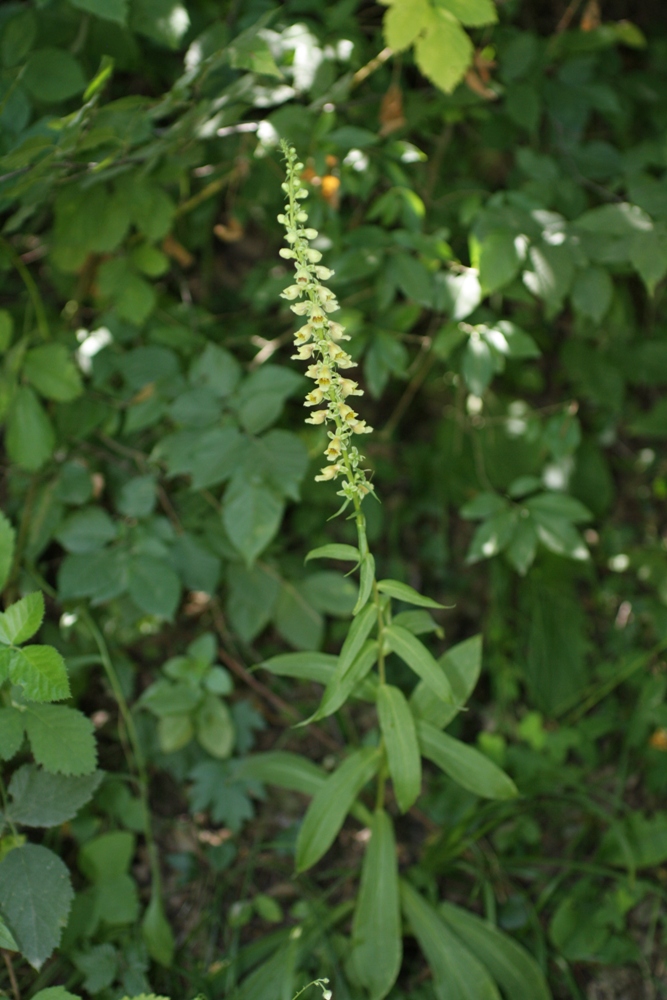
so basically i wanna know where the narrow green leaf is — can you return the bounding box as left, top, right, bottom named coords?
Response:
left=0, top=592, right=44, bottom=645
left=353, top=552, right=375, bottom=615
left=417, top=720, right=517, bottom=799
left=142, top=891, right=174, bottom=968
left=0, top=512, right=16, bottom=592
left=385, top=624, right=453, bottom=703
left=0, top=844, right=74, bottom=970
left=260, top=651, right=338, bottom=685
left=305, top=544, right=360, bottom=563
left=348, top=810, right=402, bottom=1000
left=401, top=880, right=501, bottom=1000
left=0, top=916, right=18, bottom=952
left=305, top=640, right=378, bottom=723
left=377, top=578, right=445, bottom=609
left=234, top=751, right=326, bottom=797
left=439, top=902, right=552, bottom=1000
left=377, top=684, right=421, bottom=813
left=410, top=635, right=482, bottom=728
left=339, top=602, right=377, bottom=678
left=296, top=747, right=381, bottom=872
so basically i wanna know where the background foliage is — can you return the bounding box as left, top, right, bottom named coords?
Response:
left=1, top=0, right=667, bottom=998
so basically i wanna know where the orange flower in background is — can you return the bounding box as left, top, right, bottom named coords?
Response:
left=321, top=174, right=340, bottom=207
left=649, top=729, right=667, bottom=751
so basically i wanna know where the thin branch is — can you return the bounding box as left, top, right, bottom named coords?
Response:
left=2, top=950, right=20, bottom=1000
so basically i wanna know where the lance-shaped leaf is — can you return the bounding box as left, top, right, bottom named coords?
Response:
left=439, top=902, right=552, bottom=1000
left=377, top=684, right=421, bottom=813
left=401, top=880, right=501, bottom=1000
left=377, top=578, right=445, bottom=609
left=410, top=635, right=482, bottom=729
left=0, top=511, right=15, bottom=592
left=304, top=640, right=378, bottom=723
left=385, top=624, right=453, bottom=703
left=353, top=553, right=375, bottom=615
left=339, top=602, right=377, bottom=678
left=234, top=751, right=326, bottom=797
left=305, top=544, right=360, bottom=563
left=261, top=651, right=338, bottom=685
left=417, top=721, right=517, bottom=799
left=296, top=747, right=381, bottom=872
left=348, top=810, right=402, bottom=1000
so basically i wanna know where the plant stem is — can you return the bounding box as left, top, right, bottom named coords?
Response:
left=80, top=607, right=162, bottom=895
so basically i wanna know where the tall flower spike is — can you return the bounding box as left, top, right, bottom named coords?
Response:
left=279, top=141, right=374, bottom=505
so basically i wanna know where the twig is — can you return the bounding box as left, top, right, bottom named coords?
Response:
left=352, top=46, right=393, bottom=88
left=2, top=950, right=20, bottom=1000
left=380, top=345, right=435, bottom=439
left=555, top=0, right=583, bottom=33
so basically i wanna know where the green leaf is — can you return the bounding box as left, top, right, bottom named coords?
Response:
left=1, top=10, right=36, bottom=67
left=570, top=267, right=613, bottom=323
left=302, top=572, right=358, bottom=617
left=69, top=0, right=128, bottom=24
left=0, top=916, right=18, bottom=952
left=417, top=720, right=518, bottom=799
left=478, top=231, right=520, bottom=295
left=305, top=640, right=378, bottom=723
left=353, top=553, right=375, bottom=615
left=118, top=476, right=156, bottom=518
left=437, top=0, right=497, bottom=26
left=33, top=991, right=80, bottom=1000
left=393, top=609, right=442, bottom=636
left=505, top=518, right=538, bottom=575
left=532, top=512, right=589, bottom=561
left=0, top=844, right=73, bottom=970
left=466, top=508, right=518, bottom=563
left=140, top=679, right=201, bottom=717
left=525, top=492, right=592, bottom=523
left=142, top=892, right=174, bottom=968
left=377, top=684, right=421, bottom=813
left=462, top=335, right=495, bottom=396
left=410, top=635, right=483, bottom=728
left=296, top=748, right=381, bottom=871
left=274, top=582, right=323, bottom=651
left=0, top=707, right=24, bottom=760
left=483, top=321, right=540, bottom=359
left=235, top=751, right=326, bottom=797
left=128, top=556, right=181, bottom=619
left=401, top=880, right=502, bottom=1000
left=383, top=0, right=432, bottom=52
left=377, top=578, right=444, bottom=609
left=79, top=831, right=135, bottom=882
left=0, top=646, right=70, bottom=703
left=223, top=477, right=284, bottom=565
left=460, top=493, right=507, bottom=519
left=523, top=243, right=575, bottom=312
left=93, top=876, right=140, bottom=927
left=226, top=563, right=280, bottom=643
left=23, top=345, right=83, bottom=402
left=439, top=902, right=552, bottom=1000
left=6, top=387, right=55, bottom=471
left=384, top=624, right=453, bottom=703
left=251, top=430, right=309, bottom=501
left=348, top=810, right=402, bottom=1000
left=24, top=705, right=97, bottom=775
left=415, top=10, right=474, bottom=95
left=236, top=365, right=302, bottom=435
left=23, top=48, right=86, bottom=103
left=599, top=812, right=667, bottom=869
left=260, top=651, right=338, bottom=686
left=189, top=343, right=241, bottom=398
left=575, top=202, right=653, bottom=235
left=0, top=591, right=44, bottom=645
left=72, top=945, right=118, bottom=994
left=7, top=765, right=102, bottom=827
left=629, top=227, right=667, bottom=294
left=56, top=508, right=118, bottom=553
left=338, top=602, right=377, bottom=679
left=158, top=713, right=194, bottom=753
left=305, top=544, right=360, bottom=563
left=195, top=693, right=235, bottom=759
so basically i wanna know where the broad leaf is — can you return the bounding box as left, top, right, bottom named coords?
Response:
left=418, top=720, right=517, bottom=799
left=0, top=591, right=44, bottom=645
left=0, top=844, right=74, bottom=970
left=377, top=684, right=421, bottom=813
left=296, top=747, right=381, bottom=871
left=0, top=645, right=70, bottom=703
left=23, top=344, right=82, bottom=402
left=142, top=891, right=174, bottom=968
left=348, top=810, right=402, bottom=1000
left=415, top=10, right=474, bottom=95
left=7, top=765, right=102, bottom=827
left=195, top=693, right=235, bottom=759
left=222, top=477, right=284, bottom=565
left=384, top=624, right=453, bottom=703
left=24, top=704, right=97, bottom=775
left=0, top=707, right=25, bottom=760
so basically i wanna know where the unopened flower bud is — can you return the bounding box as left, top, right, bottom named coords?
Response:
left=314, top=266, right=334, bottom=280
left=279, top=248, right=295, bottom=258
left=303, top=228, right=318, bottom=239
left=281, top=285, right=302, bottom=300
left=290, top=301, right=310, bottom=315
left=306, top=248, right=323, bottom=262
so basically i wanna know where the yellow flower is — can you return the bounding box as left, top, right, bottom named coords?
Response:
left=315, top=463, right=341, bottom=481
left=304, top=388, right=324, bottom=406
left=305, top=409, right=328, bottom=424
left=325, top=435, right=342, bottom=459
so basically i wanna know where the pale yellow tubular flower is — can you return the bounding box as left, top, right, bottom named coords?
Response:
left=279, top=141, right=374, bottom=503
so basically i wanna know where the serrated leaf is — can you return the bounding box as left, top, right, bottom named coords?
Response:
left=439, top=902, right=552, bottom=1000
left=385, top=624, right=453, bottom=703
left=401, top=881, right=502, bottom=1000
left=0, top=844, right=74, bottom=970
left=377, top=578, right=444, bottom=609
left=437, top=0, right=497, bottom=26
left=348, top=810, right=402, bottom=1000
left=418, top=720, right=517, bottom=798
left=377, top=684, right=421, bottom=813
left=296, top=748, right=381, bottom=871
left=7, top=765, right=102, bottom=827
left=0, top=511, right=16, bottom=592
left=305, top=544, right=360, bottom=563
left=415, top=10, right=474, bottom=95
left=24, top=704, right=97, bottom=775
left=383, top=0, right=432, bottom=51
left=0, top=707, right=24, bottom=760
left=0, top=645, right=70, bottom=703
left=0, top=592, right=44, bottom=645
